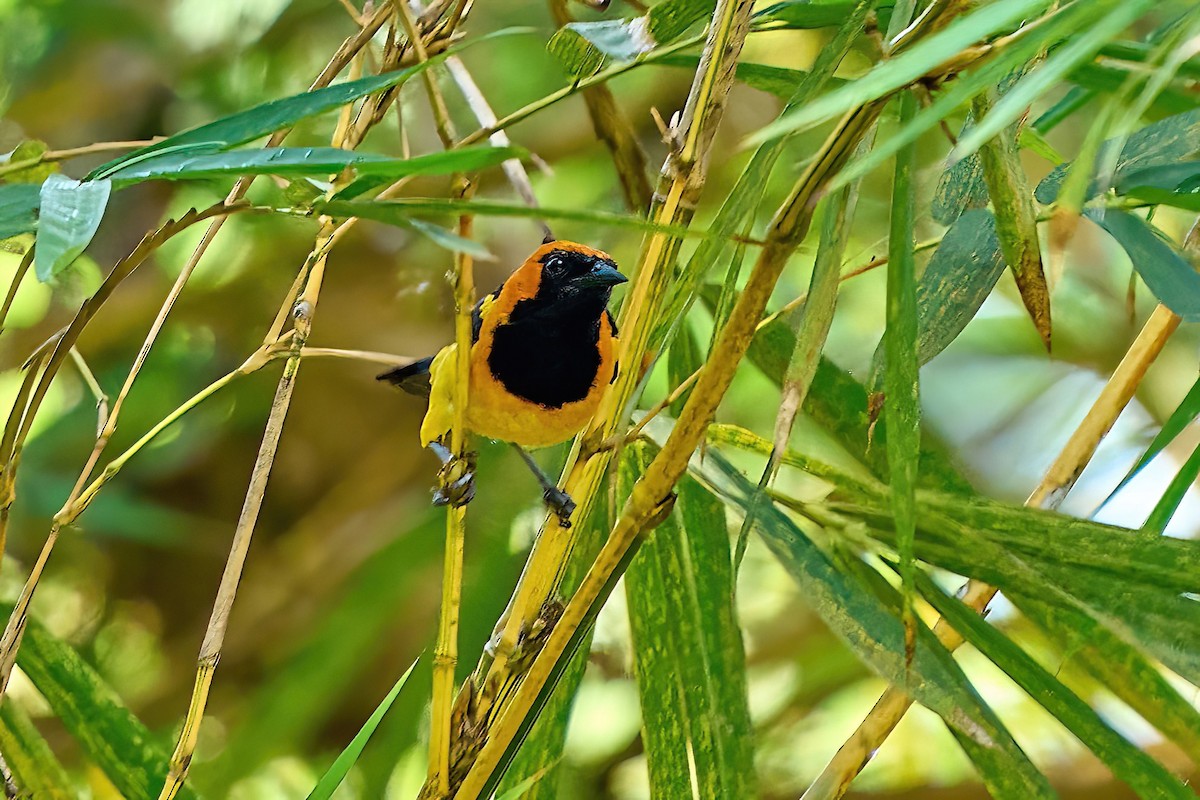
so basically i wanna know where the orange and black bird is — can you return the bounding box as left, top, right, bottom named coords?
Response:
left=378, top=240, right=627, bottom=526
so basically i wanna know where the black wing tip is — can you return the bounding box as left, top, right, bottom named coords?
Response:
left=377, top=356, right=434, bottom=397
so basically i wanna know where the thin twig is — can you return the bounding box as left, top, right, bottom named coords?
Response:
left=0, top=138, right=163, bottom=179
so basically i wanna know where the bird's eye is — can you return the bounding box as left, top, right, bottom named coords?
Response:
left=546, top=257, right=563, bottom=270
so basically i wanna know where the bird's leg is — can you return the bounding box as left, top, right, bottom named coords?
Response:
left=511, top=444, right=576, bottom=528
left=429, top=441, right=476, bottom=507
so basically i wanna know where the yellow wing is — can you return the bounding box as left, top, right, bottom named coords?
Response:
left=419, top=343, right=457, bottom=447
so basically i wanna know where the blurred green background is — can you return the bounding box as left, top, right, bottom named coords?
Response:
left=2, top=1, right=1198, bottom=797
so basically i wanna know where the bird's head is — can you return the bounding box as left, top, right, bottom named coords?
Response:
left=533, top=243, right=627, bottom=314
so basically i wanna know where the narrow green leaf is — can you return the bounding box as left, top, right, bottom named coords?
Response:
left=35, top=174, right=111, bottom=282
left=953, top=0, right=1157, bottom=161
left=305, top=659, right=418, bottom=800
left=1017, top=126, right=1065, bottom=164
left=917, top=572, right=1197, bottom=800
left=318, top=197, right=700, bottom=238
left=0, top=701, right=74, bottom=799
left=626, top=444, right=755, bottom=799
left=885, top=90, right=920, bottom=649
left=1087, top=209, right=1200, bottom=321
left=1143, top=439, right=1200, bottom=533
left=1035, top=108, right=1200, bottom=203
left=1013, top=591, right=1200, bottom=762
left=402, top=217, right=495, bottom=259
left=101, top=145, right=523, bottom=188
left=1100, top=374, right=1200, bottom=510
left=745, top=0, right=1053, bottom=146
left=9, top=608, right=198, bottom=800
left=90, top=28, right=530, bottom=178
left=0, top=184, right=41, bottom=240
left=973, top=89, right=1051, bottom=349
left=654, top=54, right=849, bottom=100
left=754, top=1, right=868, bottom=29
left=689, top=450, right=1055, bottom=799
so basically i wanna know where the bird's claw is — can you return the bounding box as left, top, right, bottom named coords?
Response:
left=543, top=486, right=576, bottom=528
left=433, top=450, right=477, bottom=508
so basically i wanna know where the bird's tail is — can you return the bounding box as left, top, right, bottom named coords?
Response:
left=377, top=356, right=434, bottom=398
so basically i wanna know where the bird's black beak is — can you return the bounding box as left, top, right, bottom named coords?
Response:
left=579, top=262, right=628, bottom=288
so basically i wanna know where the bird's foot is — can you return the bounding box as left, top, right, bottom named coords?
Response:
left=433, top=450, right=477, bottom=508
left=543, top=486, right=576, bottom=528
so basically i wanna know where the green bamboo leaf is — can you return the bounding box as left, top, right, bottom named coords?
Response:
left=625, top=443, right=755, bottom=799
left=654, top=54, right=849, bottom=99
left=973, top=89, right=1051, bottom=349
left=754, top=0, right=875, bottom=29
left=1099, top=374, right=1200, bottom=510
left=688, top=449, right=1055, bottom=799
left=1067, top=63, right=1200, bottom=115
left=305, top=659, right=418, bottom=800
left=402, top=217, right=495, bottom=259
left=885, top=91, right=921, bottom=650
left=1143, top=439, right=1200, bottom=533
left=655, top=0, right=876, bottom=353
left=953, top=0, right=1158, bottom=161
left=828, top=4, right=1078, bottom=193
left=0, top=183, right=41, bottom=240
left=8, top=608, right=199, bottom=800
left=1035, top=108, right=1200, bottom=203
left=317, top=197, right=700, bottom=238
left=0, top=701, right=74, bottom=799
left=1115, top=161, right=1200, bottom=196
left=1013, top=591, right=1200, bottom=762
left=869, top=209, right=1006, bottom=391
left=1, top=140, right=59, bottom=184
left=34, top=174, right=112, bottom=282
left=89, top=29, right=531, bottom=179
left=916, top=572, right=1197, bottom=800
left=745, top=0, right=1053, bottom=146
left=913, top=492, right=1200, bottom=596
left=101, top=145, right=523, bottom=188
left=1087, top=209, right=1200, bottom=321
left=547, top=0, right=713, bottom=77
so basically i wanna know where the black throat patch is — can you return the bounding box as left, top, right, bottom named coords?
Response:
left=486, top=293, right=607, bottom=409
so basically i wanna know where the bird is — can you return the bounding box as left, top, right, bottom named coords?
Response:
left=378, top=240, right=627, bottom=527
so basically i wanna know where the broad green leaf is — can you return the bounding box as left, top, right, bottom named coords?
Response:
left=35, top=174, right=112, bottom=282
left=932, top=154, right=989, bottom=226
left=1115, top=161, right=1200, bottom=196
left=745, top=0, right=1052, bottom=145
left=8, top=607, right=198, bottom=800
left=0, top=701, right=74, bottom=799
left=1143, top=439, right=1200, bottom=533
left=1068, top=63, right=1199, bottom=115
left=625, top=444, right=754, bottom=799
left=90, top=29, right=529, bottom=178
left=1100, top=374, right=1200, bottom=510
left=1035, top=108, right=1200, bottom=203
left=917, top=572, right=1197, bottom=800
left=1, top=140, right=59, bottom=184
left=547, top=0, right=713, bottom=77
left=689, top=449, right=1055, bottom=799
left=869, top=209, right=1006, bottom=390
left=101, top=145, right=523, bottom=188
left=953, top=0, right=1158, bottom=161
left=0, top=184, right=41, bottom=240
left=305, top=659, right=418, bottom=800
left=884, top=91, right=920, bottom=646
left=1087, top=209, right=1200, bottom=321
